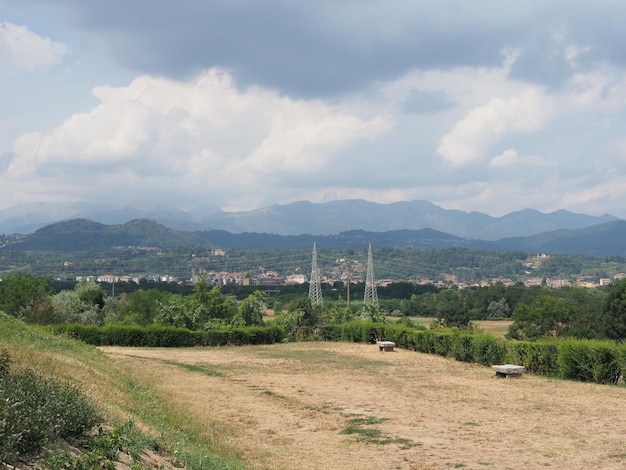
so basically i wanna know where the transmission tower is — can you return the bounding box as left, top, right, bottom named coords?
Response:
left=309, top=242, right=323, bottom=307
left=363, top=243, right=379, bottom=307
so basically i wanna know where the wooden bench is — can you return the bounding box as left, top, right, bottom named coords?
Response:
left=492, top=364, right=526, bottom=378
left=377, top=341, right=396, bottom=352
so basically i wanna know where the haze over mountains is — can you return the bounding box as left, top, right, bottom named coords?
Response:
left=2, top=199, right=626, bottom=257
left=0, top=199, right=619, bottom=241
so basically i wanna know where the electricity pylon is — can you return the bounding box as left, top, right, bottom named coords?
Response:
left=309, top=242, right=323, bottom=307
left=363, top=243, right=379, bottom=307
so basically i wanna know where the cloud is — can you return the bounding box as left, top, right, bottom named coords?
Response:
left=12, top=1, right=536, bottom=97
left=19, top=0, right=626, bottom=99
left=437, top=88, right=553, bottom=166
left=489, top=148, right=519, bottom=167
left=7, top=69, right=390, bottom=209
left=0, top=22, right=68, bottom=73
left=4, top=1, right=626, bottom=219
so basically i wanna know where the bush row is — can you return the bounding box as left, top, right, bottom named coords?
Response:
left=320, top=322, right=626, bottom=385
left=52, top=323, right=285, bottom=347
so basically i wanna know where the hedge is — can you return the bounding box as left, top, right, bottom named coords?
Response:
left=557, top=339, right=622, bottom=384
left=52, top=324, right=285, bottom=347
left=320, top=322, right=626, bottom=385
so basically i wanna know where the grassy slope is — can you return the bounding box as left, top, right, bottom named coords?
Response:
left=0, top=312, right=246, bottom=470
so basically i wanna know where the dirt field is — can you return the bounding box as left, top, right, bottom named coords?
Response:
left=101, top=342, right=626, bottom=470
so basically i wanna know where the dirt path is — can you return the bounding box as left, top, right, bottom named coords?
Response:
left=101, top=342, right=626, bottom=470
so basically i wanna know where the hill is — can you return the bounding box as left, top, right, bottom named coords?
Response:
left=7, top=218, right=212, bottom=251
left=483, top=220, right=626, bottom=256
left=4, top=218, right=626, bottom=257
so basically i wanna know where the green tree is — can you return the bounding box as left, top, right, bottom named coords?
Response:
left=155, top=295, right=193, bottom=329
left=275, top=296, right=320, bottom=341
left=51, top=281, right=107, bottom=325
left=287, top=296, right=318, bottom=327
left=0, top=273, right=54, bottom=323
left=75, top=280, right=106, bottom=310
left=322, top=298, right=354, bottom=324
left=120, top=289, right=169, bottom=325
left=232, top=291, right=266, bottom=327
left=436, top=289, right=470, bottom=327
left=507, top=295, right=573, bottom=341
left=155, top=281, right=237, bottom=330
left=359, top=303, right=387, bottom=323
left=190, top=278, right=235, bottom=324
left=486, top=297, right=510, bottom=319
left=599, top=279, right=626, bottom=339
left=52, top=290, right=101, bottom=325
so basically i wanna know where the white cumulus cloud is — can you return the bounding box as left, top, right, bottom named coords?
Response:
left=7, top=69, right=390, bottom=209
left=0, top=22, right=68, bottom=73
left=437, top=88, right=553, bottom=166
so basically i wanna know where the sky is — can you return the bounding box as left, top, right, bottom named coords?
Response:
left=2, top=1, right=626, bottom=218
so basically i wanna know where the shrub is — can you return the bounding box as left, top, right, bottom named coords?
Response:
left=558, top=339, right=622, bottom=384
left=472, top=334, right=508, bottom=366
left=450, top=333, right=474, bottom=362
left=505, top=341, right=559, bottom=377
left=0, top=369, right=103, bottom=465
left=0, top=348, right=11, bottom=377
left=318, top=324, right=342, bottom=341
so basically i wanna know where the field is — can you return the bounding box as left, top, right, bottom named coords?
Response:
left=101, top=342, right=626, bottom=470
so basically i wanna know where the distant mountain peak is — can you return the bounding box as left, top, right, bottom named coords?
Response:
left=0, top=199, right=620, bottom=241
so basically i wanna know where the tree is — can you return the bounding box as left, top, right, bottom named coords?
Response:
left=155, top=281, right=237, bottom=330
left=120, top=289, right=169, bottom=325
left=486, top=298, right=510, bottom=319
left=190, top=278, right=235, bottom=324
left=232, top=291, right=266, bottom=327
left=436, top=289, right=470, bottom=328
left=155, top=295, right=194, bottom=329
left=75, top=280, right=105, bottom=310
left=287, top=296, right=318, bottom=327
left=322, top=298, right=354, bottom=324
left=50, top=281, right=107, bottom=325
left=359, top=303, right=387, bottom=323
left=507, top=295, right=573, bottom=341
left=276, top=296, right=320, bottom=341
left=0, top=273, right=54, bottom=323
left=599, top=279, right=626, bottom=339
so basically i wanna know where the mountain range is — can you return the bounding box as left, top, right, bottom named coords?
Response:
left=4, top=217, right=626, bottom=257
left=0, top=199, right=619, bottom=241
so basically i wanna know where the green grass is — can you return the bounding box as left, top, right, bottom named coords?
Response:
left=339, top=414, right=415, bottom=448
left=0, top=312, right=247, bottom=469
left=161, top=359, right=224, bottom=377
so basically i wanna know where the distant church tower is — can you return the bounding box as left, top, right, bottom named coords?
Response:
left=364, top=243, right=379, bottom=307
left=309, top=242, right=323, bottom=306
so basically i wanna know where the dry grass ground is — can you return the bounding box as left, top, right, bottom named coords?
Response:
left=101, top=342, right=626, bottom=470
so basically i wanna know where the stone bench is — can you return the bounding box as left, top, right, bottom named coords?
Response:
left=492, top=364, right=526, bottom=378
left=377, top=341, right=396, bottom=352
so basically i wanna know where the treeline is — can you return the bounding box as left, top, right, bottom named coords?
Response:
left=2, top=272, right=626, bottom=342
